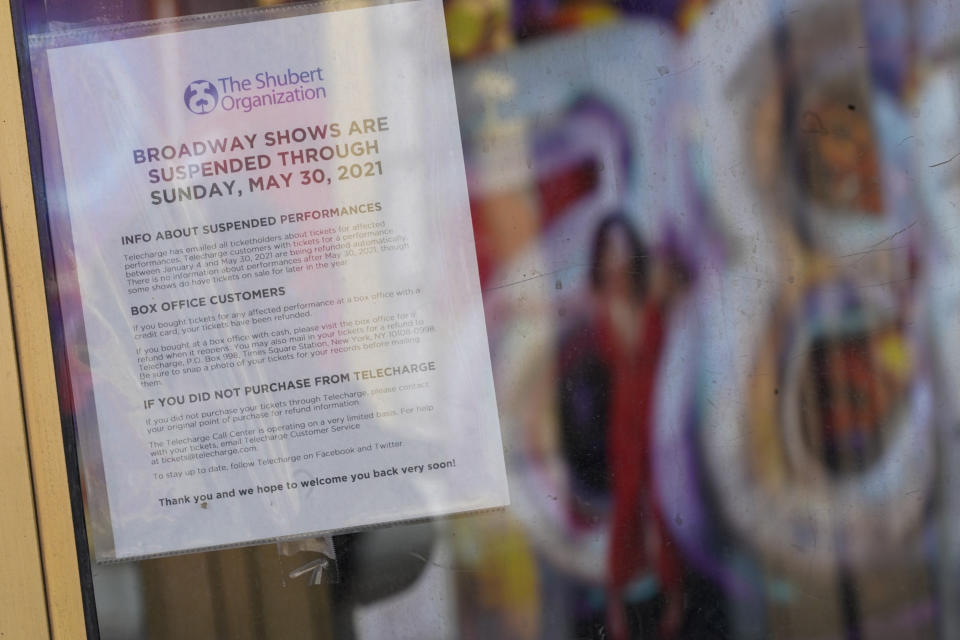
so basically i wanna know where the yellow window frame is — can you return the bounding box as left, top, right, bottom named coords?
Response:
left=0, top=0, right=86, bottom=637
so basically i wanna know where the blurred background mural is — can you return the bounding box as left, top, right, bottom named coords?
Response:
left=20, top=0, right=960, bottom=637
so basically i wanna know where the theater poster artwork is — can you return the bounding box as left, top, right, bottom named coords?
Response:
left=38, top=0, right=508, bottom=561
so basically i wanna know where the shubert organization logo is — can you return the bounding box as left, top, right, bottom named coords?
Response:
left=183, top=80, right=219, bottom=115
left=181, top=67, right=327, bottom=115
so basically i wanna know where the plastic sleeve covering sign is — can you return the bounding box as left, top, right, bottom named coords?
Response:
left=43, top=0, right=508, bottom=561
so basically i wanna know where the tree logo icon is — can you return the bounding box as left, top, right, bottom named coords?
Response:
left=183, top=80, right=219, bottom=115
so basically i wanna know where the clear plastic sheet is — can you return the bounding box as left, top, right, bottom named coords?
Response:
left=27, top=0, right=508, bottom=563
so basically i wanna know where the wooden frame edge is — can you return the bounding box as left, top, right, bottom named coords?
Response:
left=0, top=166, right=50, bottom=638
left=0, top=1, right=86, bottom=638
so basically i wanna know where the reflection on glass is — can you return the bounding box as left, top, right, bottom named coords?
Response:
left=17, top=0, right=960, bottom=637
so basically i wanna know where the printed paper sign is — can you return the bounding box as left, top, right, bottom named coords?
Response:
left=46, top=0, right=508, bottom=560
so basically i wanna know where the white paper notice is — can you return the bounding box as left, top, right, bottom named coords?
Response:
left=46, top=0, right=508, bottom=560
